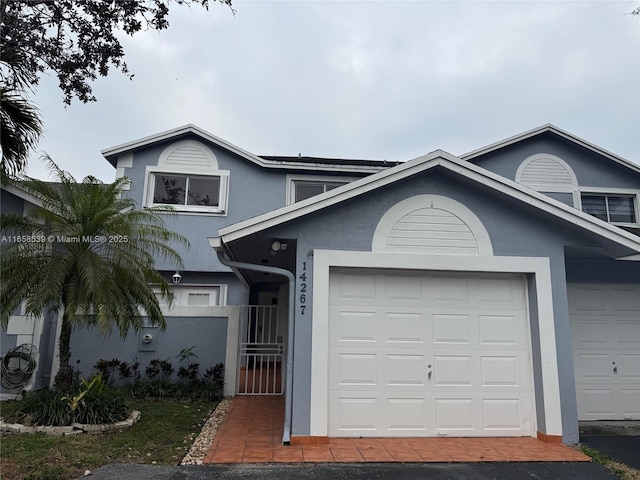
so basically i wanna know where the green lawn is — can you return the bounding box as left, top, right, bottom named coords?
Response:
left=1, top=400, right=218, bottom=480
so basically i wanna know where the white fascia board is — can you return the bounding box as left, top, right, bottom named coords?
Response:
left=101, top=124, right=384, bottom=174
left=616, top=253, right=640, bottom=261
left=462, top=124, right=640, bottom=175
left=2, top=184, right=44, bottom=208
left=219, top=149, right=640, bottom=255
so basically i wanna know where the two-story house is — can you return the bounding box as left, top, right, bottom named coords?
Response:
left=2, top=124, right=639, bottom=446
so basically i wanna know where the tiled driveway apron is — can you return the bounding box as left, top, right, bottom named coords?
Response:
left=204, top=396, right=589, bottom=464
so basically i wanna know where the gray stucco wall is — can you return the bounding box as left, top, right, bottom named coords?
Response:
left=121, top=137, right=284, bottom=272
left=70, top=316, right=228, bottom=382
left=265, top=168, right=612, bottom=444
left=470, top=134, right=640, bottom=189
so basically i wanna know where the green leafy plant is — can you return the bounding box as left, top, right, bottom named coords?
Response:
left=62, top=373, right=105, bottom=412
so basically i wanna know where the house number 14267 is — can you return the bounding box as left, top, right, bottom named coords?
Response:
left=299, top=261, right=307, bottom=314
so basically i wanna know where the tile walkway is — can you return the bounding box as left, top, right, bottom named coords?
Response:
left=204, top=396, right=590, bottom=464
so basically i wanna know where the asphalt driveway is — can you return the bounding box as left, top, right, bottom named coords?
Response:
left=580, top=435, right=640, bottom=470
left=79, top=462, right=617, bottom=480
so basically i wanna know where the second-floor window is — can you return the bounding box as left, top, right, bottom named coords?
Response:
left=581, top=194, right=637, bottom=225
left=146, top=169, right=229, bottom=214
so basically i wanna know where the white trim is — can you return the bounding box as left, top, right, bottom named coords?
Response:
left=515, top=153, right=578, bottom=191
left=218, top=152, right=640, bottom=255
left=116, top=152, right=134, bottom=169
left=158, top=139, right=219, bottom=171
left=102, top=124, right=384, bottom=174
left=309, top=250, right=562, bottom=438
left=462, top=124, right=640, bottom=176
left=285, top=174, right=359, bottom=205
left=223, top=306, right=240, bottom=397
left=143, top=166, right=229, bottom=215
left=371, top=194, right=494, bottom=256
left=158, top=304, right=231, bottom=317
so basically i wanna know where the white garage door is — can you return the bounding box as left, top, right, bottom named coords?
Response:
left=328, top=269, right=534, bottom=437
left=569, top=284, right=640, bottom=420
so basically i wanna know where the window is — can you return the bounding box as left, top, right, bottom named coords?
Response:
left=154, top=286, right=225, bottom=307
left=581, top=194, right=637, bottom=224
left=187, top=293, right=210, bottom=306
left=294, top=181, right=346, bottom=202
left=146, top=168, right=229, bottom=214
left=286, top=175, right=357, bottom=204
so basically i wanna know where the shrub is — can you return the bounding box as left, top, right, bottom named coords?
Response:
left=18, top=388, right=72, bottom=426
left=16, top=375, right=130, bottom=426
left=145, top=358, right=174, bottom=379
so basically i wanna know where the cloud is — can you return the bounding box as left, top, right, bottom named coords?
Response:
left=25, top=0, right=639, bottom=182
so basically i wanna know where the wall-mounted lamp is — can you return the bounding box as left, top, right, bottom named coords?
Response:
left=142, top=333, right=153, bottom=344
left=172, top=271, right=182, bottom=284
left=269, top=241, right=287, bottom=255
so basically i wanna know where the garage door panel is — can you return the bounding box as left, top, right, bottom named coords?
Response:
left=480, top=356, right=522, bottom=387
left=332, top=396, right=379, bottom=433
left=577, top=386, right=619, bottom=419
left=386, top=354, right=426, bottom=386
left=621, top=389, right=640, bottom=418
left=385, top=313, right=426, bottom=344
left=618, top=354, right=640, bottom=381
left=571, top=286, right=607, bottom=311
left=431, top=276, right=471, bottom=305
left=575, top=353, right=613, bottom=382
left=572, top=319, right=609, bottom=348
left=432, top=314, right=472, bottom=344
left=329, top=270, right=532, bottom=437
left=335, top=273, right=377, bottom=301
left=386, top=274, right=424, bottom=302
left=387, top=398, right=429, bottom=431
left=433, top=355, right=473, bottom=387
left=570, top=284, right=640, bottom=420
left=333, top=353, right=378, bottom=386
left=435, top=398, right=474, bottom=431
left=610, top=287, right=640, bottom=310
left=614, top=321, right=640, bottom=346
left=482, top=398, right=529, bottom=431
left=332, top=311, right=377, bottom=343
left=478, top=314, right=524, bottom=346
left=477, top=278, right=524, bottom=308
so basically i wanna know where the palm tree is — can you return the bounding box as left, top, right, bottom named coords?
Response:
left=0, top=87, right=43, bottom=180
left=1, top=157, right=188, bottom=391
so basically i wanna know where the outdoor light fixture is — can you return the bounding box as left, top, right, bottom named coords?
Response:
left=269, top=240, right=288, bottom=256
left=172, top=271, right=182, bottom=284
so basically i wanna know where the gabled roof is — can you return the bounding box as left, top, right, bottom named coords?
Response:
left=101, top=124, right=388, bottom=174
left=217, top=149, right=640, bottom=258
left=461, top=124, right=640, bottom=175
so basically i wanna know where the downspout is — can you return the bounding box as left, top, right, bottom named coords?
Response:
left=213, top=247, right=296, bottom=445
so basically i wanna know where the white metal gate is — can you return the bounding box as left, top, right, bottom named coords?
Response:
left=237, top=305, right=285, bottom=395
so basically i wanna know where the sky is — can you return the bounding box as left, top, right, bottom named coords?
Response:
left=25, top=0, right=640, bottom=183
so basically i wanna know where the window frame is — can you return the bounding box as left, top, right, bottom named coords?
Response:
left=144, top=166, right=229, bottom=215
left=577, top=189, right=640, bottom=227
left=286, top=174, right=358, bottom=204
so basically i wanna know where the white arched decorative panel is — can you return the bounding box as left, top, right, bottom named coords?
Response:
left=372, top=195, right=493, bottom=256
left=158, top=139, right=218, bottom=171
left=516, top=153, right=577, bottom=190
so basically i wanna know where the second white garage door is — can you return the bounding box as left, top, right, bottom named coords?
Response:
left=328, top=269, right=534, bottom=437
